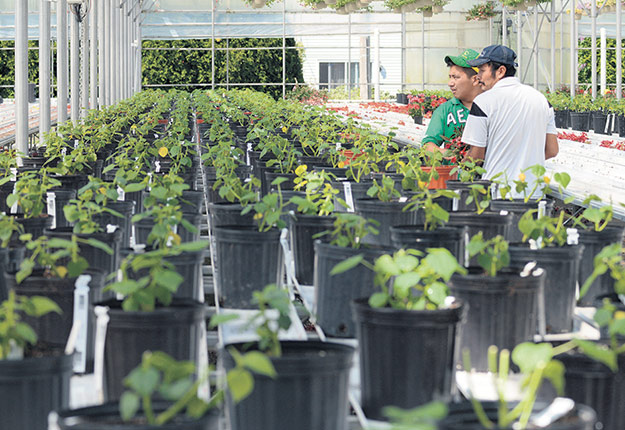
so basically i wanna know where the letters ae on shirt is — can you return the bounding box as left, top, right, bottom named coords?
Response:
left=447, top=109, right=467, bottom=127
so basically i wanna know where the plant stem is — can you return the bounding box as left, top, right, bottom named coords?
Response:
left=155, top=380, right=201, bottom=426
left=143, top=395, right=155, bottom=425
left=463, top=349, right=494, bottom=429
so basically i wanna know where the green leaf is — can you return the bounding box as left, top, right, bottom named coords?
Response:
left=374, top=254, right=400, bottom=276
left=25, top=296, right=62, bottom=317
left=226, top=367, right=254, bottom=403
left=175, top=240, right=209, bottom=252
left=124, top=183, right=146, bottom=193
left=209, top=313, right=240, bottom=329
left=240, top=351, right=277, bottom=378
left=423, top=248, right=463, bottom=281
left=186, top=396, right=210, bottom=419
left=543, top=359, right=566, bottom=395
left=573, top=339, right=618, bottom=372
left=554, top=172, right=571, bottom=189
left=158, top=378, right=194, bottom=401
left=109, top=280, right=142, bottom=296
left=6, top=193, right=18, bottom=209
left=156, top=269, right=184, bottom=292
left=511, top=342, right=553, bottom=374
left=67, top=259, right=89, bottom=278
left=368, top=292, right=388, bottom=308
left=330, top=254, right=364, bottom=275
left=124, top=367, right=161, bottom=397
left=395, top=254, right=420, bottom=272
left=426, top=282, right=448, bottom=306
left=119, top=391, right=140, bottom=421
left=86, top=238, right=114, bottom=255
left=14, top=322, right=37, bottom=344
left=393, top=272, right=421, bottom=295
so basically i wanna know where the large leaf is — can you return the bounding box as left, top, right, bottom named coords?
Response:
left=86, top=238, right=114, bottom=255
left=573, top=339, right=617, bottom=372
left=240, top=351, right=277, bottom=378
left=330, top=254, right=364, bottom=275
left=511, top=342, right=553, bottom=374
left=423, top=248, right=462, bottom=281
left=158, top=378, right=194, bottom=401
left=124, top=183, right=146, bottom=193
left=119, top=391, right=140, bottom=421
left=543, top=359, right=565, bottom=395
left=14, top=322, right=37, bottom=344
left=124, top=367, right=161, bottom=397
left=226, top=368, right=254, bottom=403
left=26, top=296, right=62, bottom=317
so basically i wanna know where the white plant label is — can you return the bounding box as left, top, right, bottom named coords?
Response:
left=72, top=275, right=91, bottom=373
left=9, top=167, right=17, bottom=182
left=463, top=229, right=470, bottom=268
left=452, top=197, right=459, bottom=212
left=335, top=142, right=342, bottom=150
left=117, top=186, right=125, bottom=201
left=343, top=182, right=354, bottom=213
left=537, top=200, right=547, bottom=218
left=280, top=228, right=297, bottom=293
left=197, top=323, right=210, bottom=402
left=10, top=183, right=18, bottom=214
left=499, top=210, right=509, bottom=216
left=93, top=306, right=110, bottom=404
left=154, top=161, right=161, bottom=173
left=74, top=139, right=79, bottom=149
left=566, top=228, right=579, bottom=245
left=47, top=192, right=57, bottom=229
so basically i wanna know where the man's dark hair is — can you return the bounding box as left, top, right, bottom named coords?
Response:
left=487, top=61, right=516, bottom=77
left=445, top=59, right=478, bottom=78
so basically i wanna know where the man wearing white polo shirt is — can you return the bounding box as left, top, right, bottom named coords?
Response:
left=461, top=45, right=559, bottom=196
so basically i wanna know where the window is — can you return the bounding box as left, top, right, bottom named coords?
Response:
left=319, top=62, right=361, bottom=89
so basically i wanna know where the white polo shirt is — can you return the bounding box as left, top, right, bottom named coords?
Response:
left=461, top=77, right=557, bottom=196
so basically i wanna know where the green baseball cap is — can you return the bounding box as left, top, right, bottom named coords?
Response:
left=444, top=49, right=480, bottom=72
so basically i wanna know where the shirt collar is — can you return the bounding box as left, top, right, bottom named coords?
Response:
left=450, top=97, right=464, bottom=106
left=492, top=76, right=520, bottom=89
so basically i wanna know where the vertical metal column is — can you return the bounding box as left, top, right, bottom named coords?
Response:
left=347, top=14, right=351, bottom=101
left=570, top=0, right=576, bottom=98
left=503, top=8, right=507, bottom=46
left=211, top=0, right=215, bottom=90
left=374, top=28, right=380, bottom=100
left=70, top=6, right=80, bottom=123
left=550, top=0, right=555, bottom=91
left=421, top=14, right=425, bottom=90
left=283, top=0, right=287, bottom=99
left=135, top=7, right=142, bottom=94
left=226, top=38, right=229, bottom=90
left=40, top=0, right=52, bottom=144
left=517, top=11, right=522, bottom=81
left=98, top=0, right=106, bottom=106
left=15, top=0, right=28, bottom=156
left=115, top=3, right=121, bottom=103
left=600, top=27, right=607, bottom=95
left=591, top=0, right=597, bottom=98
left=488, top=17, right=493, bottom=45
left=58, top=0, right=69, bottom=123
left=534, top=7, right=538, bottom=89
left=401, top=12, right=406, bottom=90
left=617, top=0, right=622, bottom=100
left=81, top=9, right=89, bottom=117
left=105, top=0, right=111, bottom=105
left=123, top=0, right=128, bottom=99
left=560, top=6, right=564, bottom=87
left=90, top=0, right=98, bottom=110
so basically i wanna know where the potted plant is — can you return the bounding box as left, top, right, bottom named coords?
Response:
left=465, top=2, right=497, bottom=20
left=314, top=213, right=390, bottom=337
left=221, top=285, right=355, bottom=429
left=0, top=291, right=72, bottom=429
left=447, top=159, right=492, bottom=212
left=570, top=93, right=593, bottom=132
left=349, top=248, right=466, bottom=420
left=448, top=233, right=545, bottom=371
left=508, top=209, right=584, bottom=333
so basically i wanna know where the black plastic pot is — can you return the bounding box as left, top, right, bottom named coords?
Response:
left=554, top=109, right=570, bottom=129
left=489, top=199, right=554, bottom=243
left=180, top=212, right=204, bottom=243
left=297, top=155, right=331, bottom=168
left=46, top=227, right=122, bottom=277
left=446, top=211, right=513, bottom=267
left=223, top=341, right=354, bottom=430
left=56, top=402, right=220, bottom=429
left=0, top=180, right=15, bottom=214
left=213, top=226, right=282, bottom=309
left=570, top=111, right=590, bottom=132
left=313, top=166, right=349, bottom=179
left=93, top=200, right=135, bottom=248
left=577, top=224, right=625, bottom=306
left=508, top=244, right=584, bottom=334
left=439, top=400, right=596, bottom=429
left=331, top=180, right=374, bottom=213
left=262, top=171, right=297, bottom=196
left=0, top=245, right=24, bottom=301
left=99, top=299, right=205, bottom=401
left=50, top=189, right=77, bottom=228
left=314, top=242, right=394, bottom=337
left=0, top=352, right=72, bottom=429
left=288, top=213, right=335, bottom=286
left=52, top=174, right=89, bottom=191
left=207, top=202, right=254, bottom=232
left=396, top=93, right=408, bottom=104
left=180, top=190, right=205, bottom=214
left=16, top=214, right=53, bottom=241
left=446, top=180, right=491, bottom=212
left=203, top=165, right=250, bottom=182
left=352, top=298, right=465, bottom=421
left=6, top=268, right=107, bottom=371
left=558, top=350, right=625, bottom=430
left=591, top=111, right=608, bottom=134
left=619, top=114, right=625, bottom=138
left=390, top=225, right=464, bottom=264
left=448, top=268, right=544, bottom=371
left=354, top=198, right=417, bottom=246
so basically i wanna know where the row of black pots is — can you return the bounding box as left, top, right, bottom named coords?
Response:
left=555, top=109, right=624, bottom=136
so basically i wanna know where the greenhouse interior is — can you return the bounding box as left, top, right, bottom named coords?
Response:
left=1, top=0, right=625, bottom=428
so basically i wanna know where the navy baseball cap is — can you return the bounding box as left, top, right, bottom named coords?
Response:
left=468, top=45, right=518, bottom=68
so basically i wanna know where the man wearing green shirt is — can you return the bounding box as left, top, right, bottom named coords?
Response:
left=422, top=49, right=483, bottom=156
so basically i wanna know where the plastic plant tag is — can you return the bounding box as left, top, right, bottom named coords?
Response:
left=154, top=161, right=161, bottom=173
left=452, top=197, right=459, bottom=211
left=47, top=192, right=57, bottom=229
left=399, top=196, right=408, bottom=203
left=464, top=229, right=470, bottom=268
left=72, top=275, right=91, bottom=373
left=529, top=239, right=539, bottom=250
left=9, top=183, right=18, bottom=214
left=499, top=210, right=509, bottom=216
left=93, top=306, right=110, bottom=405
left=130, top=224, right=137, bottom=248
left=48, top=412, right=60, bottom=430
left=537, top=200, right=547, bottom=218
left=9, top=167, right=17, bottom=182
left=280, top=228, right=297, bottom=297
left=335, top=142, right=342, bottom=150
left=106, top=224, right=118, bottom=234
left=566, top=228, right=579, bottom=245
left=74, top=139, right=79, bottom=149
left=520, top=261, right=538, bottom=277
left=116, top=186, right=125, bottom=201
left=529, top=397, right=575, bottom=428
left=197, top=323, right=210, bottom=402
left=343, top=181, right=355, bottom=213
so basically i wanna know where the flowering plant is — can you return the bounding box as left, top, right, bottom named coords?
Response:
left=465, top=2, right=497, bottom=21
left=441, top=126, right=468, bottom=164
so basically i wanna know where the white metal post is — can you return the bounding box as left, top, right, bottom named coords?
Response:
left=115, top=3, right=121, bottom=103
left=570, top=0, right=576, bottom=98
left=617, top=0, right=622, bottom=99
left=600, top=27, right=607, bottom=95
left=58, top=0, right=69, bottom=123
left=40, top=0, right=52, bottom=144
left=90, top=0, right=98, bottom=110
left=517, top=11, right=522, bottom=82
left=70, top=5, right=80, bottom=123
left=98, top=0, right=106, bottom=106
left=421, top=14, right=424, bottom=90
left=550, top=0, right=555, bottom=91
left=503, top=8, right=507, bottom=46
left=401, top=12, right=406, bottom=91
left=122, top=0, right=127, bottom=100
left=106, top=0, right=112, bottom=105
left=347, top=14, right=351, bottom=101
left=534, top=7, right=538, bottom=89
left=81, top=9, right=89, bottom=117
left=591, top=0, right=597, bottom=98
left=15, top=0, right=28, bottom=157
left=135, top=8, right=142, bottom=94
left=374, top=28, right=380, bottom=101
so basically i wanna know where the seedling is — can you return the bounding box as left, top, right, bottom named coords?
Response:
left=517, top=210, right=568, bottom=248
left=467, top=233, right=510, bottom=277
left=314, top=213, right=379, bottom=249
left=366, top=175, right=401, bottom=202
left=290, top=166, right=339, bottom=216
left=240, top=179, right=288, bottom=232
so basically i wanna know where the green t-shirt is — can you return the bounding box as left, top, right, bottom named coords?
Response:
left=421, top=97, right=469, bottom=147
